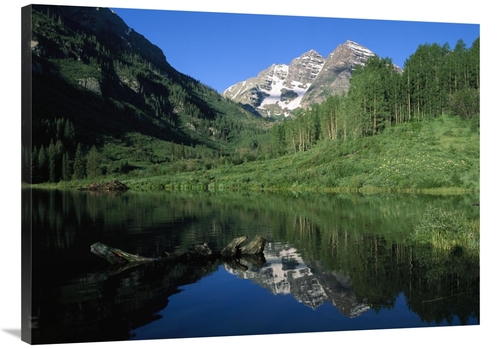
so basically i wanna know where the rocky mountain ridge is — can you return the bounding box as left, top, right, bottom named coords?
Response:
left=223, top=40, right=380, bottom=118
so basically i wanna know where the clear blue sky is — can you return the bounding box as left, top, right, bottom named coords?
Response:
left=111, top=7, right=479, bottom=93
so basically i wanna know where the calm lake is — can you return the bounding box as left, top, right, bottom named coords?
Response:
left=23, top=188, right=480, bottom=344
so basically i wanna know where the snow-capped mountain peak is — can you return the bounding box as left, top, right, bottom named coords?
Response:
left=222, top=40, right=377, bottom=118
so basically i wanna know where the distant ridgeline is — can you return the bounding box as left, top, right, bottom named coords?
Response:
left=23, top=5, right=479, bottom=192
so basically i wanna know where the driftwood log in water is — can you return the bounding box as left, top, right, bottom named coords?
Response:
left=90, top=242, right=159, bottom=265
left=90, top=235, right=267, bottom=266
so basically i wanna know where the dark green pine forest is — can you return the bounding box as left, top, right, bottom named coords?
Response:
left=23, top=5, right=480, bottom=193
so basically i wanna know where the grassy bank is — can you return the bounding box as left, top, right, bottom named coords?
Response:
left=122, top=114, right=479, bottom=194
left=27, top=114, right=479, bottom=195
left=411, top=205, right=480, bottom=254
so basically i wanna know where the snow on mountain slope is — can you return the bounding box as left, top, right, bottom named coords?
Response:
left=223, top=40, right=376, bottom=118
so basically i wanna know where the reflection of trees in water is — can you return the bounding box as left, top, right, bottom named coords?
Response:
left=26, top=189, right=479, bottom=343
left=31, top=239, right=478, bottom=344
left=31, top=259, right=221, bottom=344
left=404, top=245, right=479, bottom=325
left=26, top=189, right=478, bottom=252
left=263, top=201, right=479, bottom=325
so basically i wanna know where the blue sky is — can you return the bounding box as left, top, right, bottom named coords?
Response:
left=111, top=7, right=479, bottom=93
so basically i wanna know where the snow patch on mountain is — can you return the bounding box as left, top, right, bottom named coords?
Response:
left=225, top=80, right=250, bottom=99
left=346, top=40, right=374, bottom=58
left=286, top=81, right=311, bottom=109
left=259, top=80, right=311, bottom=111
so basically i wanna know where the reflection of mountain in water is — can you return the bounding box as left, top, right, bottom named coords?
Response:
left=225, top=241, right=370, bottom=318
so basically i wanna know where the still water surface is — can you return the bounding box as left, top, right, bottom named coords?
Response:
left=24, top=189, right=479, bottom=344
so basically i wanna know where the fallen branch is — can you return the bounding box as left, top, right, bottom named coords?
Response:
left=90, top=242, right=159, bottom=265
left=90, top=235, right=267, bottom=266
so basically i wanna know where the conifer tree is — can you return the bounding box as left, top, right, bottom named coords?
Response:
left=72, top=143, right=85, bottom=180
left=61, top=152, right=71, bottom=181
left=37, top=145, right=48, bottom=183
left=86, top=145, right=101, bottom=179
left=63, top=119, right=75, bottom=146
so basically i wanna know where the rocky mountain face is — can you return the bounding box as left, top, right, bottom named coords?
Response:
left=37, top=5, right=173, bottom=74
left=301, top=40, right=376, bottom=106
left=223, top=40, right=377, bottom=118
left=29, top=5, right=261, bottom=152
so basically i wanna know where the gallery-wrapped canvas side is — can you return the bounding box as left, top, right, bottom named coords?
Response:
left=21, top=4, right=33, bottom=345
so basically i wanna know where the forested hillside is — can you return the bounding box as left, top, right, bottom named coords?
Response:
left=23, top=5, right=270, bottom=184
left=270, top=39, right=479, bottom=154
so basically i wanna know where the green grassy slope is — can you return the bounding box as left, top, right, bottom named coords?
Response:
left=120, top=114, right=479, bottom=193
